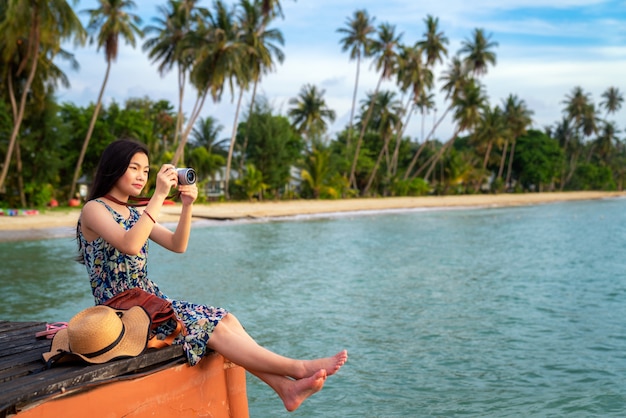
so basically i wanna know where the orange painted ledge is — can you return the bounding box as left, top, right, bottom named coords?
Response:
left=15, top=353, right=248, bottom=418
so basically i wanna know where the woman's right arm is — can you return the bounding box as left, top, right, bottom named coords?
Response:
left=80, top=198, right=162, bottom=255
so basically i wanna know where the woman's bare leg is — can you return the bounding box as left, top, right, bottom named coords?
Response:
left=208, top=314, right=348, bottom=379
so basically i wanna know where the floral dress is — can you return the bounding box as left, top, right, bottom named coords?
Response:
left=77, top=200, right=228, bottom=366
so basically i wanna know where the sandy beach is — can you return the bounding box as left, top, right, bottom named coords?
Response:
left=1, top=191, right=624, bottom=242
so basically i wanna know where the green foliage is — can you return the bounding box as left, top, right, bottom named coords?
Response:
left=23, top=183, right=54, bottom=208
left=235, top=163, right=268, bottom=201
left=390, top=177, right=430, bottom=196
left=237, top=98, right=304, bottom=197
left=568, top=163, right=616, bottom=191
left=514, top=130, right=563, bottom=191
left=189, top=146, right=225, bottom=182
left=300, top=146, right=342, bottom=199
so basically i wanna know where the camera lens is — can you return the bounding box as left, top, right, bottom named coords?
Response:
left=176, top=168, right=197, bottom=185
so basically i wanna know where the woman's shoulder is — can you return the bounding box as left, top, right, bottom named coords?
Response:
left=81, top=199, right=115, bottom=222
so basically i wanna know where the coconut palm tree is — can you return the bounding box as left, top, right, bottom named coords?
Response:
left=474, top=105, right=507, bottom=171
left=502, top=94, right=533, bottom=187
left=337, top=9, right=375, bottom=149
left=190, top=115, right=227, bottom=153
left=189, top=116, right=227, bottom=182
left=0, top=0, right=85, bottom=193
left=423, top=78, right=487, bottom=181
left=348, top=22, right=402, bottom=190
left=237, top=0, right=284, bottom=171
left=391, top=42, right=433, bottom=176
left=563, top=86, right=591, bottom=130
left=415, top=91, right=435, bottom=143
left=287, top=83, right=336, bottom=143
left=600, top=86, right=623, bottom=119
left=260, top=0, right=287, bottom=18
left=143, top=0, right=205, bottom=156
left=401, top=16, right=449, bottom=181
left=407, top=56, right=469, bottom=180
left=69, top=0, right=143, bottom=200
left=594, top=120, right=620, bottom=163
left=193, top=1, right=248, bottom=199
left=172, top=0, right=245, bottom=198
left=471, top=105, right=508, bottom=191
left=362, top=90, right=403, bottom=195
left=417, top=15, right=448, bottom=67
left=0, top=17, right=79, bottom=205
left=560, top=86, right=596, bottom=188
left=551, top=116, right=573, bottom=189
left=458, top=28, right=497, bottom=77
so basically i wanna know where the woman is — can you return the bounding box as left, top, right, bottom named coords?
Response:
left=77, top=139, right=347, bottom=412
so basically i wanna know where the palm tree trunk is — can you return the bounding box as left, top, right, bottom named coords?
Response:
left=172, top=87, right=210, bottom=166
left=173, top=64, right=187, bottom=150
left=69, top=60, right=112, bottom=200
left=423, top=129, right=460, bottom=181
left=224, top=87, right=245, bottom=200
left=346, top=53, right=362, bottom=150
left=585, top=143, right=596, bottom=163
left=404, top=104, right=451, bottom=180
left=363, top=131, right=392, bottom=195
left=563, top=149, right=581, bottom=190
left=15, top=140, right=26, bottom=207
left=349, top=75, right=383, bottom=190
left=475, top=139, right=494, bottom=192
left=504, top=139, right=517, bottom=187
left=240, top=79, right=259, bottom=172
left=390, top=95, right=415, bottom=176
left=407, top=142, right=428, bottom=180
left=497, top=139, right=509, bottom=179
left=0, top=19, right=41, bottom=192
left=482, top=140, right=493, bottom=170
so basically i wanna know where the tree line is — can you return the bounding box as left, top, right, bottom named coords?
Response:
left=0, top=0, right=624, bottom=208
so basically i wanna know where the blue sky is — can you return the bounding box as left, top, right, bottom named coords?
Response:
left=58, top=0, right=626, bottom=142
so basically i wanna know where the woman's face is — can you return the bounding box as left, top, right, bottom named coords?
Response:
left=116, top=152, right=150, bottom=196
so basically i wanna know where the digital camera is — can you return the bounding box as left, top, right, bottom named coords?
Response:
left=176, top=168, right=197, bottom=185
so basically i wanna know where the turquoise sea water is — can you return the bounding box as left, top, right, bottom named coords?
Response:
left=2, top=198, right=626, bottom=417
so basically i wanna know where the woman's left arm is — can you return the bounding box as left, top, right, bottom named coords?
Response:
left=148, top=184, right=197, bottom=253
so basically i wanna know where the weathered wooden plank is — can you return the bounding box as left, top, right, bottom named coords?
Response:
left=0, top=321, right=38, bottom=330
left=1, top=350, right=186, bottom=414
left=0, top=322, right=186, bottom=417
left=0, top=340, right=50, bottom=363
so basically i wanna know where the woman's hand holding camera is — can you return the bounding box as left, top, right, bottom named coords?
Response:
left=154, top=164, right=197, bottom=206
left=178, top=183, right=197, bottom=206
left=154, top=164, right=178, bottom=198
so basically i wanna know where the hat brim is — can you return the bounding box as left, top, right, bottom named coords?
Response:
left=42, top=306, right=150, bottom=365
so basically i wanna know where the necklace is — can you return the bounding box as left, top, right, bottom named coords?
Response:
left=104, top=194, right=129, bottom=206
left=104, top=193, right=152, bottom=207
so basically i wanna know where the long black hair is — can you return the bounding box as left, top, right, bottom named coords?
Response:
left=87, top=139, right=150, bottom=201
left=76, top=139, right=149, bottom=263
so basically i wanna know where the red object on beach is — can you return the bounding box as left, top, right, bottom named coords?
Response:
left=68, top=198, right=81, bottom=207
left=48, top=199, right=58, bottom=208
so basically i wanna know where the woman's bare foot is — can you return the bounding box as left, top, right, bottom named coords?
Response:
left=281, top=369, right=327, bottom=412
left=299, top=350, right=348, bottom=378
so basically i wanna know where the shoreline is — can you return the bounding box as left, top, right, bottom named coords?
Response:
left=1, top=191, right=624, bottom=242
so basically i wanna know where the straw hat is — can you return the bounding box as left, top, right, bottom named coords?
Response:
left=42, top=305, right=150, bottom=365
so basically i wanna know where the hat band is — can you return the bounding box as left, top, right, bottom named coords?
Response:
left=78, top=323, right=126, bottom=359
